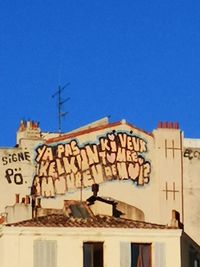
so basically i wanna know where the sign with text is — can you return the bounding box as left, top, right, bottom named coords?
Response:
left=33, top=131, right=151, bottom=197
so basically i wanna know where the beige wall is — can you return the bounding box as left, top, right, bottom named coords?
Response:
left=0, top=226, right=182, bottom=267
left=0, top=119, right=199, bottom=247
left=0, top=138, right=44, bottom=213
left=183, top=139, right=200, bottom=245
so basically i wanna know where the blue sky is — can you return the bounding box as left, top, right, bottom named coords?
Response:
left=0, top=1, right=200, bottom=146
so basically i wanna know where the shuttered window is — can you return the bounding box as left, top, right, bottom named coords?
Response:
left=34, top=240, right=57, bottom=267
left=83, top=242, right=103, bottom=267
left=131, top=243, right=151, bottom=267
left=154, top=242, right=166, bottom=267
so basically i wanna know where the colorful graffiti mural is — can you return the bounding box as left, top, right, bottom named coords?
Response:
left=33, top=132, right=151, bottom=197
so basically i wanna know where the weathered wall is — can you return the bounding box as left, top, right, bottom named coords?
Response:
left=183, top=139, right=200, bottom=245
left=0, top=227, right=182, bottom=267
left=0, top=145, right=35, bottom=212
left=153, top=127, right=183, bottom=225
left=33, top=125, right=152, bottom=196
left=0, top=119, right=200, bottom=248
left=0, top=121, right=158, bottom=223
left=0, top=120, right=186, bottom=228
left=35, top=122, right=161, bottom=224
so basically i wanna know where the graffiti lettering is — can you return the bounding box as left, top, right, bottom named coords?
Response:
left=184, top=149, right=200, bottom=160
left=33, top=132, right=151, bottom=197
left=2, top=151, right=30, bottom=165
left=5, top=168, right=23, bottom=185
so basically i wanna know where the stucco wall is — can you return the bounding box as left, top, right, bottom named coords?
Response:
left=0, top=119, right=199, bottom=250
left=0, top=227, right=182, bottom=267
left=183, top=139, right=200, bottom=245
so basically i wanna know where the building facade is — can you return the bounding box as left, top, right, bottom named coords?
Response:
left=1, top=216, right=182, bottom=267
left=0, top=117, right=199, bottom=266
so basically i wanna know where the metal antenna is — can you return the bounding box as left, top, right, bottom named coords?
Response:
left=52, top=83, right=70, bottom=133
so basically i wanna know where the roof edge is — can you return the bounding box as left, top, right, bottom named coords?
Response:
left=46, top=120, right=153, bottom=144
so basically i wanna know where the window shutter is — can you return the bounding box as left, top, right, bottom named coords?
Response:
left=154, top=243, right=166, bottom=267
left=120, top=242, right=131, bottom=267
left=34, top=240, right=43, bottom=267
left=34, top=240, right=57, bottom=267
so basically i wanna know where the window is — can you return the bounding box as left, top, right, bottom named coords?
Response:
left=189, top=248, right=199, bottom=267
left=34, top=240, right=57, bottom=267
left=83, top=242, right=103, bottom=267
left=131, top=243, right=151, bottom=267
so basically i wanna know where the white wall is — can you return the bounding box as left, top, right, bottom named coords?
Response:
left=0, top=226, right=182, bottom=267
left=0, top=120, right=199, bottom=251
left=183, top=139, right=200, bottom=245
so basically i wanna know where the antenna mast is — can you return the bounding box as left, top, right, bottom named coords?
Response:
left=52, top=83, right=70, bottom=133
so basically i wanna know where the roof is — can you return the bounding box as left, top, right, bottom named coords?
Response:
left=46, top=120, right=153, bottom=144
left=6, top=214, right=176, bottom=229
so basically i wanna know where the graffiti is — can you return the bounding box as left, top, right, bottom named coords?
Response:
left=184, top=149, right=200, bottom=160
left=5, top=168, right=23, bottom=185
left=2, top=151, right=30, bottom=185
left=33, top=132, right=151, bottom=197
left=2, top=151, right=30, bottom=165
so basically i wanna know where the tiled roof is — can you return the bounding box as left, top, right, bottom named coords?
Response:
left=46, top=120, right=152, bottom=144
left=6, top=214, right=176, bottom=229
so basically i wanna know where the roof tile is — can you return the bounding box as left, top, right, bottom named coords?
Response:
left=6, top=214, right=177, bottom=229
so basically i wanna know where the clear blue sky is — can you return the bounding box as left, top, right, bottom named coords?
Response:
left=0, top=1, right=200, bottom=147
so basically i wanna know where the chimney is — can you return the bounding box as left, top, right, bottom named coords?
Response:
left=170, top=210, right=183, bottom=228
left=157, top=121, right=180, bottom=129
left=15, top=194, right=20, bottom=204
left=25, top=195, right=30, bottom=205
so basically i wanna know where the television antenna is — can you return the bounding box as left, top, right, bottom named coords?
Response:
left=52, top=83, right=70, bottom=133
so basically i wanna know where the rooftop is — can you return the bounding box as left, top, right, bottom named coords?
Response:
left=7, top=214, right=176, bottom=229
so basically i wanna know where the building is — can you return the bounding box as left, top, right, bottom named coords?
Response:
left=0, top=117, right=199, bottom=266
